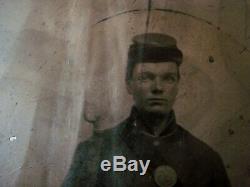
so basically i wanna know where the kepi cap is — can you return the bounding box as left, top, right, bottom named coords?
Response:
left=128, top=33, right=183, bottom=65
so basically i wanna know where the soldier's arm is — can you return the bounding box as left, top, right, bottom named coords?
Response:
left=211, top=153, right=231, bottom=187
left=61, top=138, right=102, bottom=187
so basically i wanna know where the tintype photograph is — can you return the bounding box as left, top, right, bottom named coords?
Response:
left=0, top=1, right=250, bottom=187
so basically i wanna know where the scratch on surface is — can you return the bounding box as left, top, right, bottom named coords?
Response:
left=145, top=0, right=152, bottom=33
left=239, top=47, right=248, bottom=54
left=92, top=8, right=250, bottom=53
left=154, top=8, right=213, bottom=26
left=94, top=8, right=215, bottom=28
left=95, top=9, right=141, bottom=25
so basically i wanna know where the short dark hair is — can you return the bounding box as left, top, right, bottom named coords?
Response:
left=126, top=33, right=183, bottom=81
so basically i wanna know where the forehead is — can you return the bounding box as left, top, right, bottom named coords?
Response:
left=133, top=62, right=178, bottom=75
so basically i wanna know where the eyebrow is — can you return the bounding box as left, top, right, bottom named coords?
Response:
left=138, top=71, right=178, bottom=76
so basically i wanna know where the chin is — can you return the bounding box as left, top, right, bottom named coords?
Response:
left=144, top=105, right=169, bottom=114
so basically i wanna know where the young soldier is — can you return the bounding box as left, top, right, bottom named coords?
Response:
left=62, top=33, right=231, bottom=187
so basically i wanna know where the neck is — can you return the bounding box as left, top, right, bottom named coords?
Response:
left=135, top=110, right=171, bottom=137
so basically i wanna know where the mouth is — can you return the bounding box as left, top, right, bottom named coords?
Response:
left=147, top=98, right=168, bottom=104
left=148, top=98, right=167, bottom=102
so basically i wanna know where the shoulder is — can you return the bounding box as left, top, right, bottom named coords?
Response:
left=77, top=118, right=130, bottom=151
left=177, top=125, right=229, bottom=181
left=178, top=125, right=222, bottom=162
left=176, top=125, right=231, bottom=186
left=62, top=121, right=128, bottom=187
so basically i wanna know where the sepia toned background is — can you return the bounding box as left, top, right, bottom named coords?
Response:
left=0, top=0, right=250, bottom=186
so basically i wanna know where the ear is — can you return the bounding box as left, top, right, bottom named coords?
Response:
left=173, top=83, right=179, bottom=98
left=126, top=80, right=133, bottom=95
left=176, top=86, right=179, bottom=95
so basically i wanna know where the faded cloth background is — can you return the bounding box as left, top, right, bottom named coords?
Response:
left=0, top=0, right=250, bottom=187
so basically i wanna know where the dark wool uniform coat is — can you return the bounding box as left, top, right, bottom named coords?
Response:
left=62, top=109, right=231, bottom=187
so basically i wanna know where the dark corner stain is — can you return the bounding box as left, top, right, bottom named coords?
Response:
left=216, top=26, right=220, bottom=30
left=208, top=56, right=214, bottom=63
left=239, top=115, right=244, bottom=121
left=15, top=102, right=18, bottom=106
left=247, top=166, right=250, bottom=177
left=228, top=129, right=234, bottom=136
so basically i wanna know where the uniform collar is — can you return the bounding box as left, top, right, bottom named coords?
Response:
left=128, top=106, right=177, bottom=137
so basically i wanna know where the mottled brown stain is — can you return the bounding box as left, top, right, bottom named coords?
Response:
left=208, top=56, right=215, bottom=63
left=228, top=129, right=235, bottom=136
left=239, top=115, right=244, bottom=121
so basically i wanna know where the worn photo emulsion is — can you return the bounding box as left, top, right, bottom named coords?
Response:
left=62, top=32, right=231, bottom=187
left=2, top=1, right=250, bottom=187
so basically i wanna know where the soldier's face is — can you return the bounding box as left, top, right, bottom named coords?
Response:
left=127, top=62, right=179, bottom=114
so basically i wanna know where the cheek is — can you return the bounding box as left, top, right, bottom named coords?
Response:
left=134, top=83, right=151, bottom=95
left=131, top=84, right=151, bottom=100
left=165, top=84, right=178, bottom=97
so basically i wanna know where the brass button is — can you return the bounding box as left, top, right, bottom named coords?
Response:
left=153, top=140, right=160, bottom=146
left=154, top=165, right=177, bottom=187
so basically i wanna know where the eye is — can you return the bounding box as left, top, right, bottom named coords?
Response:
left=136, top=73, right=154, bottom=82
left=163, top=75, right=177, bottom=83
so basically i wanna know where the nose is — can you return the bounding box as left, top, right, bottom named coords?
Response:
left=151, top=77, right=163, bottom=94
